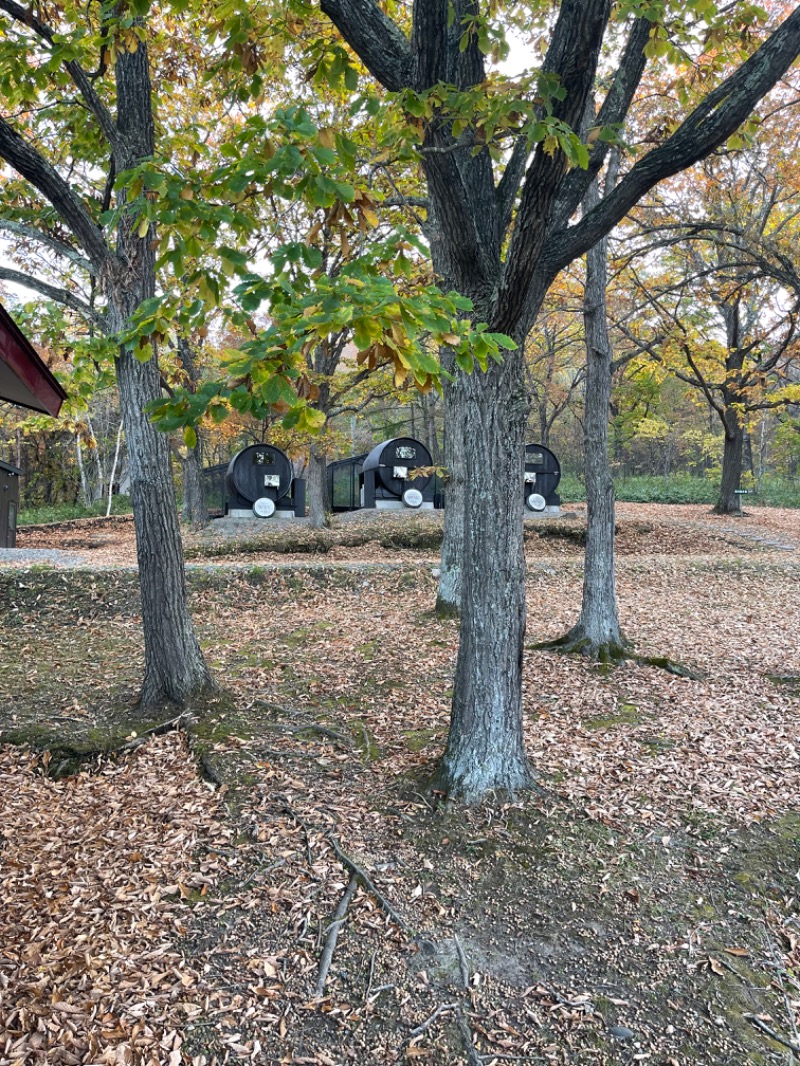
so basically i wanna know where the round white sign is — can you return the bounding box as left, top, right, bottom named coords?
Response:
left=253, top=497, right=276, bottom=518
left=402, top=488, right=424, bottom=508
left=526, top=492, right=546, bottom=512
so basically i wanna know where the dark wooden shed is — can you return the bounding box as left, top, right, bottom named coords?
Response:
left=0, top=459, right=20, bottom=548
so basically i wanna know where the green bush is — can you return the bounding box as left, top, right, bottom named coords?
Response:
left=559, top=473, right=800, bottom=507
left=18, top=495, right=133, bottom=526
left=614, top=475, right=716, bottom=504
left=557, top=473, right=586, bottom=502
left=754, top=476, right=800, bottom=508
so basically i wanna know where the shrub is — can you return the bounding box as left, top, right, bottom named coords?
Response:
left=18, top=495, right=133, bottom=526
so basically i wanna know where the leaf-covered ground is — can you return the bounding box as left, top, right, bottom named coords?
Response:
left=2, top=505, right=799, bottom=1065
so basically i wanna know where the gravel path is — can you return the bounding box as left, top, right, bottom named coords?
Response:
left=0, top=547, right=88, bottom=566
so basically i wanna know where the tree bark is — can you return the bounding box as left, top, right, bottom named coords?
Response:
left=714, top=419, right=745, bottom=515
left=307, top=442, right=330, bottom=528
left=181, top=443, right=207, bottom=526
left=113, top=343, right=212, bottom=705
left=177, top=338, right=208, bottom=527
left=76, top=434, right=90, bottom=507
left=433, top=345, right=533, bottom=796
left=109, top=35, right=213, bottom=708
left=558, top=170, right=626, bottom=659
left=436, top=368, right=466, bottom=617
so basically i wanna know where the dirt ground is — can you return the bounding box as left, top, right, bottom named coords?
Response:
left=2, top=504, right=799, bottom=1065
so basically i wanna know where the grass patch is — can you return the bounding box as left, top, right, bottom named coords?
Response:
left=19, top=495, right=133, bottom=525
left=559, top=473, right=800, bottom=507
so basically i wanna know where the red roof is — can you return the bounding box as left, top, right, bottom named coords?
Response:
left=0, top=302, right=67, bottom=416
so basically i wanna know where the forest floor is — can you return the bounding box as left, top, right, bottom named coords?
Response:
left=1, top=504, right=799, bottom=1065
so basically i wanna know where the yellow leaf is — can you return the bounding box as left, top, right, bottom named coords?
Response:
left=318, top=127, right=336, bottom=149
left=180, top=187, right=195, bottom=201
left=136, top=217, right=149, bottom=238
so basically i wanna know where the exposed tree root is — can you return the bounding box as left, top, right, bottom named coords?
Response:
left=634, top=654, right=703, bottom=680
left=532, top=631, right=703, bottom=679
left=428, top=757, right=544, bottom=803
left=532, top=631, right=631, bottom=664
left=315, top=873, right=358, bottom=999
left=327, top=833, right=409, bottom=932
left=712, top=504, right=744, bottom=517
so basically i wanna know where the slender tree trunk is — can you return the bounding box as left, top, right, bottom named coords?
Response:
left=109, top=34, right=213, bottom=708
left=558, top=171, right=625, bottom=658
left=106, top=420, right=124, bottom=517
left=420, top=390, right=442, bottom=464
left=176, top=338, right=208, bottom=526
left=743, top=430, right=754, bottom=478
left=436, top=367, right=466, bottom=617
left=76, top=435, right=90, bottom=506
left=307, top=442, right=330, bottom=529
left=86, top=414, right=105, bottom=502
left=714, top=419, right=745, bottom=515
left=539, top=402, right=549, bottom=448
left=433, top=346, right=534, bottom=797
left=181, top=443, right=207, bottom=526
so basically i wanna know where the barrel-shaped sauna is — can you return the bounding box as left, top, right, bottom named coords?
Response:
left=225, top=444, right=306, bottom=518
left=524, top=443, right=561, bottom=513
left=361, top=437, right=435, bottom=509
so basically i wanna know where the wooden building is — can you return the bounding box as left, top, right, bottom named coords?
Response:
left=0, top=302, right=66, bottom=547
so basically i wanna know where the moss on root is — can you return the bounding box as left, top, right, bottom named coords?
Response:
left=531, top=631, right=703, bottom=680
left=532, top=631, right=631, bottom=666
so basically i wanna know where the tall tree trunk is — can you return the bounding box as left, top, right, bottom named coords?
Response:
left=113, top=333, right=213, bottom=706
left=539, top=401, right=549, bottom=448
left=110, top=34, right=213, bottom=708
left=714, top=418, right=745, bottom=515
left=558, top=170, right=625, bottom=658
left=307, top=442, right=330, bottom=529
left=420, top=390, right=441, bottom=464
left=433, top=347, right=534, bottom=796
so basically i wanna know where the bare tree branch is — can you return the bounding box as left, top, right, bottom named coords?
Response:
left=0, top=116, right=109, bottom=267
left=0, top=265, right=98, bottom=318
left=546, top=5, right=800, bottom=276
left=0, top=218, right=95, bottom=275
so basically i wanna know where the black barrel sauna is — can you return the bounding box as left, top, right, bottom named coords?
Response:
left=0, top=460, right=20, bottom=547
left=225, top=444, right=306, bottom=518
left=524, top=443, right=561, bottom=513
left=361, top=437, right=435, bottom=509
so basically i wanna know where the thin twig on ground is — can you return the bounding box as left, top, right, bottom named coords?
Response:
left=315, top=874, right=358, bottom=999
left=454, top=934, right=470, bottom=987
left=456, top=1008, right=484, bottom=1066
left=743, top=1013, right=800, bottom=1055
left=409, top=1002, right=460, bottom=1037
left=327, top=834, right=408, bottom=931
